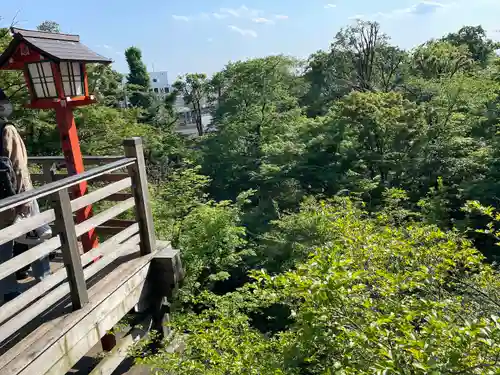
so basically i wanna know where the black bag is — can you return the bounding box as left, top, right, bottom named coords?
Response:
left=0, top=122, right=17, bottom=200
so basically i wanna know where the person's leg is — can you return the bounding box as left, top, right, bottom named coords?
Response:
left=29, top=199, right=51, bottom=282
left=0, top=240, right=19, bottom=301
left=31, top=255, right=50, bottom=282
left=13, top=242, right=30, bottom=280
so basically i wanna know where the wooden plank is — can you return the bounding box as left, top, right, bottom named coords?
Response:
left=0, top=224, right=140, bottom=326
left=124, top=138, right=156, bottom=256
left=0, top=209, right=55, bottom=247
left=30, top=175, right=48, bottom=184
left=74, top=198, right=135, bottom=237
left=0, top=158, right=136, bottom=214
left=53, top=189, right=88, bottom=310
left=95, top=226, right=128, bottom=237
left=41, top=162, right=55, bottom=184
left=0, top=235, right=141, bottom=346
left=88, top=315, right=153, bottom=375
left=80, top=224, right=139, bottom=268
left=29, top=156, right=125, bottom=166
left=0, top=243, right=142, bottom=370
left=32, top=174, right=129, bottom=184
left=55, top=219, right=136, bottom=230
left=0, top=236, right=61, bottom=282
left=4, top=256, right=152, bottom=375
left=102, top=193, right=133, bottom=202
left=150, top=244, right=184, bottom=299
left=70, top=178, right=132, bottom=213
left=101, top=219, right=136, bottom=228
left=47, top=294, right=152, bottom=375
left=45, top=173, right=130, bottom=183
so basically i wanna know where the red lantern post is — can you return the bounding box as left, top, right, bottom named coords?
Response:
left=0, top=28, right=113, bottom=252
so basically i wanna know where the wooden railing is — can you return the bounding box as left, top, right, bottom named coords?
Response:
left=0, top=137, right=182, bottom=375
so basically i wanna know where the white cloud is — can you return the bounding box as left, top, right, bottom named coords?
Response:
left=348, top=14, right=366, bottom=20
left=405, top=1, right=446, bottom=15
left=355, top=1, right=453, bottom=21
left=382, top=1, right=452, bottom=18
left=221, top=7, right=241, bottom=17
left=207, top=37, right=214, bottom=43
left=102, top=44, right=111, bottom=49
left=172, top=15, right=190, bottom=21
left=212, top=12, right=228, bottom=19
left=275, top=14, right=289, bottom=20
left=221, top=5, right=260, bottom=18
left=253, top=17, right=275, bottom=24
left=324, top=3, right=337, bottom=9
left=228, top=25, right=258, bottom=38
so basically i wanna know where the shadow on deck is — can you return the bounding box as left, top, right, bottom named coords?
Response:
left=0, top=138, right=183, bottom=375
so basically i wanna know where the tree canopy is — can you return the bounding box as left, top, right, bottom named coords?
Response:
left=3, top=16, right=500, bottom=373
left=125, top=46, right=152, bottom=109
left=36, top=20, right=61, bottom=33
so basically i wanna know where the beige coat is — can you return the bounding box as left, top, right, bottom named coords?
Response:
left=0, top=122, right=33, bottom=227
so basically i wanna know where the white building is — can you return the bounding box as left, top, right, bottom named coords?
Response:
left=149, top=71, right=171, bottom=98
left=148, top=71, right=212, bottom=136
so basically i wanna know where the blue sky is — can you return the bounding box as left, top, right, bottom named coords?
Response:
left=2, top=0, right=500, bottom=82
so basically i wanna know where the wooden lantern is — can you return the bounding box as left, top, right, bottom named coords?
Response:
left=0, top=28, right=112, bottom=252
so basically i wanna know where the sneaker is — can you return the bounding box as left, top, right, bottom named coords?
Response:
left=16, top=270, right=29, bottom=280
left=14, top=217, right=52, bottom=246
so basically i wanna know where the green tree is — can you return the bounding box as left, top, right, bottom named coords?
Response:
left=87, top=64, right=125, bottom=107
left=173, top=73, right=208, bottom=136
left=198, top=56, right=309, bottom=237
left=36, top=20, right=61, bottom=33
left=141, top=199, right=500, bottom=374
left=444, top=25, right=499, bottom=67
left=125, top=46, right=152, bottom=109
left=297, top=91, right=427, bottom=204
left=301, top=50, right=345, bottom=117
left=411, top=40, right=472, bottom=79
left=302, top=21, right=407, bottom=117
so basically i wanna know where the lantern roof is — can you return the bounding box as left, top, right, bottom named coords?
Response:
left=0, top=28, right=112, bottom=69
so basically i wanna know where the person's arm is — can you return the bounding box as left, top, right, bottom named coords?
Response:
left=3, top=125, right=30, bottom=215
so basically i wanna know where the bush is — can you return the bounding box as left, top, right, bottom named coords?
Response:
left=142, top=198, right=500, bottom=374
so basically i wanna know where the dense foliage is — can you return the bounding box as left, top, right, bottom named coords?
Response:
left=143, top=198, right=500, bottom=374
left=3, top=18, right=500, bottom=373
left=125, top=46, right=153, bottom=109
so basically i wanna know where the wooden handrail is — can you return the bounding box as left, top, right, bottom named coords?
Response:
left=29, top=156, right=125, bottom=164
left=0, top=178, right=132, bottom=247
left=0, top=137, right=163, bottom=371
left=0, top=223, right=140, bottom=326
left=0, top=158, right=136, bottom=213
left=0, top=197, right=136, bottom=279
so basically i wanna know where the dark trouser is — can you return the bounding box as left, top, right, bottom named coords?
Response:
left=14, top=242, right=30, bottom=274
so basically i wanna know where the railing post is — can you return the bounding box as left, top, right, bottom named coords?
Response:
left=123, top=137, right=156, bottom=255
left=42, top=161, right=55, bottom=183
left=53, top=188, right=88, bottom=310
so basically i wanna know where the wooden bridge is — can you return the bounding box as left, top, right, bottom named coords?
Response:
left=0, top=137, right=183, bottom=375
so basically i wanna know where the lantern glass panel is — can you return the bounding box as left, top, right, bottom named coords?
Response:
left=60, top=62, right=84, bottom=97
left=27, top=62, right=57, bottom=99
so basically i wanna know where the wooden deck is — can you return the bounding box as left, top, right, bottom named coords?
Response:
left=0, top=138, right=183, bottom=375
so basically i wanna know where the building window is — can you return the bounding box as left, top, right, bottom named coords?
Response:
left=153, top=88, right=159, bottom=93
left=164, top=87, right=169, bottom=93
left=152, top=78, right=158, bottom=83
